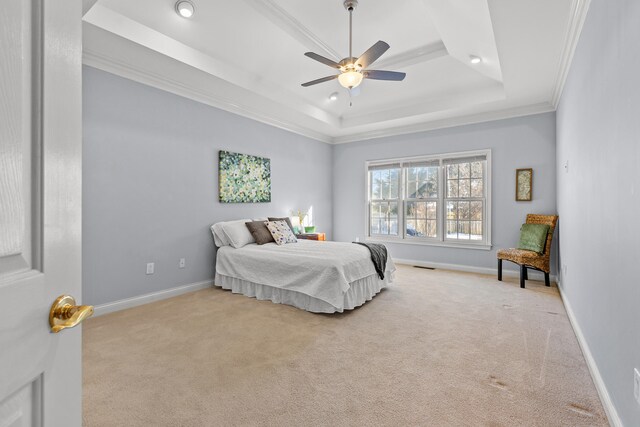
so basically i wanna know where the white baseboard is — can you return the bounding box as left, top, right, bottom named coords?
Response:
left=558, top=285, right=623, bottom=427
left=393, top=258, right=558, bottom=283
left=93, top=280, right=213, bottom=317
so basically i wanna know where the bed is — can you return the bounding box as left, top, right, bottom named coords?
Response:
left=214, top=239, right=395, bottom=313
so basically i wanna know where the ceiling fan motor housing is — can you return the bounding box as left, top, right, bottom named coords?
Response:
left=343, top=0, right=358, bottom=11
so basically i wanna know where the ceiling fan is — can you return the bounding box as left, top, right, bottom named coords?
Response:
left=301, top=0, right=406, bottom=91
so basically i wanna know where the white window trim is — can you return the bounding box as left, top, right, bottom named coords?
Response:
left=364, top=149, right=492, bottom=250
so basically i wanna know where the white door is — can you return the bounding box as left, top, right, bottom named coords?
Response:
left=0, top=0, right=83, bottom=426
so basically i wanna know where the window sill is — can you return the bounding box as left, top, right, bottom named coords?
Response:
left=365, top=237, right=492, bottom=251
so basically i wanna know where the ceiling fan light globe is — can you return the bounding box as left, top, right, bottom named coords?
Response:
left=338, top=71, right=364, bottom=89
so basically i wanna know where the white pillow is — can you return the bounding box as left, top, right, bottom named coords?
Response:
left=219, top=219, right=255, bottom=248
left=210, top=224, right=229, bottom=247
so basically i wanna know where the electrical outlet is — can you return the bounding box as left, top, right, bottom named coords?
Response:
left=563, top=264, right=567, bottom=276
left=355, top=236, right=360, bottom=243
left=146, top=262, right=154, bottom=275
left=634, top=368, right=640, bottom=405
left=179, top=258, right=186, bottom=269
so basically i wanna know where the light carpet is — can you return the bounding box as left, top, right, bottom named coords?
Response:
left=83, top=265, right=607, bottom=426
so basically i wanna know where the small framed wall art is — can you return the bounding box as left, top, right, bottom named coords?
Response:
left=515, top=168, right=533, bottom=201
left=219, top=151, right=271, bottom=203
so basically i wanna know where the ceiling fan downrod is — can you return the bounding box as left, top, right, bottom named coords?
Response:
left=344, top=0, right=358, bottom=60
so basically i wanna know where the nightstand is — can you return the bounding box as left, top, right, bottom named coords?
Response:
left=296, top=232, right=326, bottom=241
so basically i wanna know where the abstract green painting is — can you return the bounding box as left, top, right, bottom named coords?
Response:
left=219, top=151, right=271, bottom=203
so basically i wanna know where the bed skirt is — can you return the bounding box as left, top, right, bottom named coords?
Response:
left=213, top=272, right=393, bottom=313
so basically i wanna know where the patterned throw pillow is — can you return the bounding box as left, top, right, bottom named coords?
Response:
left=265, top=220, right=298, bottom=245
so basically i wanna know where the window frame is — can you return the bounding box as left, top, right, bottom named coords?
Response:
left=368, top=166, right=402, bottom=237
left=365, top=149, right=492, bottom=250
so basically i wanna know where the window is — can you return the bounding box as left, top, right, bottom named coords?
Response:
left=368, top=164, right=400, bottom=236
left=367, top=150, right=491, bottom=248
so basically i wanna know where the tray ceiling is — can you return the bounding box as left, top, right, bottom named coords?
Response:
left=82, top=0, right=588, bottom=143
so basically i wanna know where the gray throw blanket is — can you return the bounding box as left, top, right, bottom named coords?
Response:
left=353, top=242, right=388, bottom=280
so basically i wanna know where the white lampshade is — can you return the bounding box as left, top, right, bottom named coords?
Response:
left=338, top=71, right=364, bottom=89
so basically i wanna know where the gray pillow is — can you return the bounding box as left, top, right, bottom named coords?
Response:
left=267, top=217, right=295, bottom=233
left=245, top=221, right=275, bottom=245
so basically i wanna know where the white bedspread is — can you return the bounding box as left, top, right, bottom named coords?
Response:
left=215, top=240, right=395, bottom=309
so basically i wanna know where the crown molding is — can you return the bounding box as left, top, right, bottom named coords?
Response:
left=247, top=0, right=449, bottom=72
left=82, top=49, right=333, bottom=144
left=245, top=0, right=342, bottom=61
left=84, top=47, right=554, bottom=146
left=373, top=41, right=448, bottom=70
left=331, top=102, right=555, bottom=144
left=551, top=0, right=592, bottom=108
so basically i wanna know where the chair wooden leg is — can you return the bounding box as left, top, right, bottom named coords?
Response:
left=498, top=259, right=502, bottom=281
left=520, top=264, right=526, bottom=288
left=523, top=267, right=528, bottom=280
left=544, top=272, right=550, bottom=287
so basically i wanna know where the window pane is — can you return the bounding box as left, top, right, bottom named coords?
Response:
left=381, top=169, right=390, bottom=199
left=409, top=166, right=436, bottom=199
left=406, top=201, right=417, bottom=218
left=389, top=202, right=398, bottom=217
left=447, top=180, right=458, bottom=198
left=426, top=220, right=437, bottom=238
left=458, top=201, right=470, bottom=220
left=406, top=219, right=417, bottom=236
left=416, top=220, right=427, bottom=237
left=407, top=167, right=417, bottom=182
left=371, top=202, right=399, bottom=236
left=471, top=178, right=483, bottom=198
left=371, top=171, right=381, bottom=199
left=388, top=202, right=398, bottom=236
left=417, top=181, right=428, bottom=199
left=446, top=201, right=457, bottom=220
left=471, top=161, right=483, bottom=178
left=370, top=218, right=379, bottom=235
left=371, top=202, right=380, bottom=218
left=418, top=167, right=428, bottom=183
left=389, top=169, right=399, bottom=199
left=407, top=181, right=418, bottom=198
left=427, top=201, right=437, bottom=219
left=470, top=221, right=482, bottom=240
left=459, top=162, right=470, bottom=178
left=447, top=164, right=458, bottom=179
left=427, top=168, right=438, bottom=198
left=459, top=179, right=470, bottom=198
left=457, top=221, right=470, bottom=239
left=416, top=201, right=426, bottom=219
left=390, top=219, right=398, bottom=235
left=447, top=220, right=457, bottom=239
left=470, top=201, right=483, bottom=220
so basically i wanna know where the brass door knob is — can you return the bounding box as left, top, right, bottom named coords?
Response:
left=49, top=295, right=94, bottom=333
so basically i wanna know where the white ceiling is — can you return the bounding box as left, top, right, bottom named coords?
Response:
left=82, top=0, right=589, bottom=143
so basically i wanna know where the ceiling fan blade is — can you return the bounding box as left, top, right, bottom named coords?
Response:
left=304, top=52, right=342, bottom=69
left=301, top=75, right=339, bottom=87
left=365, top=70, right=406, bottom=81
left=356, top=41, right=390, bottom=69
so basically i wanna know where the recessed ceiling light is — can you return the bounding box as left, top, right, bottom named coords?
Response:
left=176, top=1, right=195, bottom=18
left=329, top=92, right=339, bottom=101
left=469, top=55, right=482, bottom=64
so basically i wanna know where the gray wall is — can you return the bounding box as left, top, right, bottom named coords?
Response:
left=83, top=66, right=332, bottom=306
left=556, top=0, right=640, bottom=424
left=332, top=113, right=557, bottom=274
